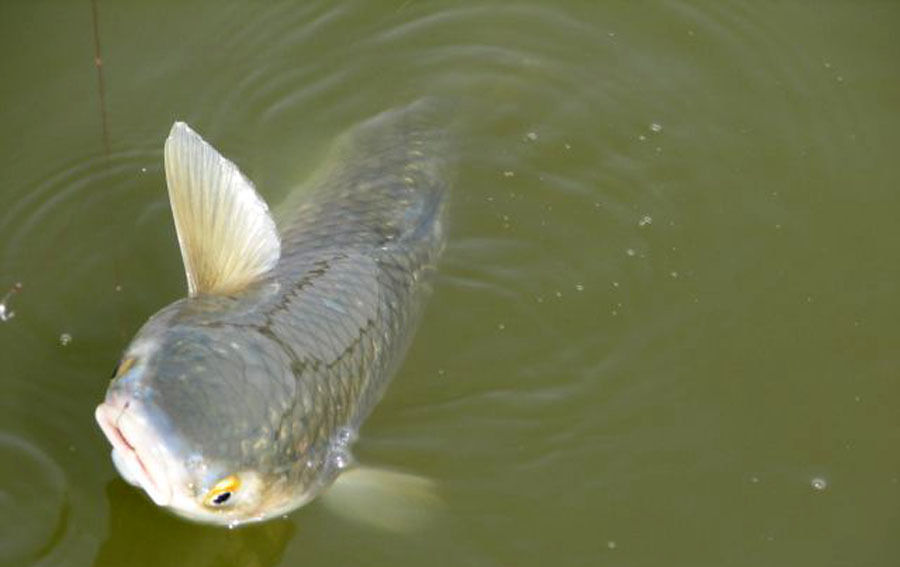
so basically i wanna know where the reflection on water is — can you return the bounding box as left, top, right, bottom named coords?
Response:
left=94, top=481, right=294, bottom=567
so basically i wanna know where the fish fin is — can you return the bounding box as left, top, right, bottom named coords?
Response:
left=163, top=122, right=281, bottom=296
left=321, top=466, right=441, bottom=533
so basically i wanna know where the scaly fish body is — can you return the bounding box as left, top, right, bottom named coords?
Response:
left=95, top=103, right=448, bottom=526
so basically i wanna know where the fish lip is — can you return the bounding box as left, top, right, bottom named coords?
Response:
left=95, top=399, right=173, bottom=507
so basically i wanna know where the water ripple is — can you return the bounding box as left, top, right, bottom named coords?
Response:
left=0, top=433, right=68, bottom=567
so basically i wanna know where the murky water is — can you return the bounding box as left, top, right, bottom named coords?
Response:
left=1, top=1, right=898, bottom=565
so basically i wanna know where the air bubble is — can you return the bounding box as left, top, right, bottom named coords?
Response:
left=336, top=427, right=355, bottom=445
left=331, top=450, right=352, bottom=470
left=811, top=477, right=827, bottom=491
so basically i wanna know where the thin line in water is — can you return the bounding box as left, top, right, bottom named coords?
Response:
left=91, top=0, right=110, bottom=154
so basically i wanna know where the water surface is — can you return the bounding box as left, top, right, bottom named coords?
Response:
left=0, top=1, right=898, bottom=566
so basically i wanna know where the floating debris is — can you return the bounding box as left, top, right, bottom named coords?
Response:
left=638, top=215, right=653, bottom=227
left=0, top=282, right=23, bottom=322
left=503, top=170, right=515, bottom=178
left=575, top=283, right=584, bottom=292
left=525, top=131, right=538, bottom=142
left=650, top=122, right=663, bottom=133
left=626, top=248, right=636, bottom=257
left=59, top=333, right=73, bottom=347
left=811, top=477, right=828, bottom=491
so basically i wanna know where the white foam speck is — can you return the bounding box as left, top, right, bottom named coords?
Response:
left=0, top=282, right=22, bottom=322
left=811, top=477, right=827, bottom=491
left=59, top=333, right=72, bottom=346
left=650, top=122, right=663, bottom=133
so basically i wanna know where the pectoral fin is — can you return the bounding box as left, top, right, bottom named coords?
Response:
left=164, top=122, right=281, bottom=296
left=321, top=466, right=441, bottom=533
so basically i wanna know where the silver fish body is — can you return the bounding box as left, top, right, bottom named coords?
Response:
left=96, top=103, right=449, bottom=525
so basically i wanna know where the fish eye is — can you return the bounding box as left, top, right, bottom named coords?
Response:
left=111, top=356, right=137, bottom=381
left=212, top=491, right=232, bottom=505
left=204, top=475, right=241, bottom=508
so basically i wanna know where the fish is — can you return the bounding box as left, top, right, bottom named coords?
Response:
left=94, top=101, right=450, bottom=527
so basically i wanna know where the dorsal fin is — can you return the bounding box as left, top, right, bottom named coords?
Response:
left=163, top=122, right=281, bottom=296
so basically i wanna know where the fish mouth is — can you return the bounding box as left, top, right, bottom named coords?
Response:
left=95, top=398, right=173, bottom=507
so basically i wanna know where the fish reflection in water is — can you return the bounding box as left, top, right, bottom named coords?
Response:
left=93, top=480, right=294, bottom=567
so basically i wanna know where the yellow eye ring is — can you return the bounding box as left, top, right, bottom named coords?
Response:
left=204, top=475, right=241, bottom=507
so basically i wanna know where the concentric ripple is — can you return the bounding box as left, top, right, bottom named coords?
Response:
left=0, top=433, right=68, bottom=566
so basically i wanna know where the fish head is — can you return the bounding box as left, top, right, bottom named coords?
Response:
left=95, top=310, right=305, bottom=526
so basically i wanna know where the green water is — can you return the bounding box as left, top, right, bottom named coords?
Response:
left=1, top=1, right=898, bottom=565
